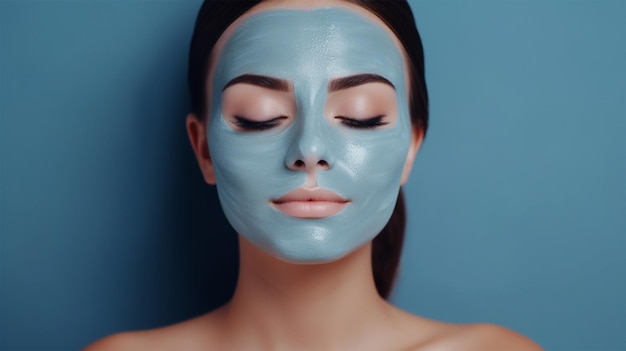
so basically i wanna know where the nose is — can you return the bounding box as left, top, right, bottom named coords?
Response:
left=285, top=128, right=332, bottom=173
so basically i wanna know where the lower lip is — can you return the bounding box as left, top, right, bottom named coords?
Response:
left=272, top=201, right=349, bottom=218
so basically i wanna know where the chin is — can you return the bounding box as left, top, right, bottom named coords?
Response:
left=256, top=233, right=372, bottom=265
left=274, top=247, right=351, bottom=264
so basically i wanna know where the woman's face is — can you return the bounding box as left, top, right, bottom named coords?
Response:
left=199, top=1, right=420, bottom=263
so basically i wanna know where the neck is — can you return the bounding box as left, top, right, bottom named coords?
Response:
left=221, top=236, right=392, bottom=351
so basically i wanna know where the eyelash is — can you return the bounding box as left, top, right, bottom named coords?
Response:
left=233, top=115, right=288, bottom=131
left=232, top=115, right=388, bottom=131
left=335, top=115, right=388, bottom=129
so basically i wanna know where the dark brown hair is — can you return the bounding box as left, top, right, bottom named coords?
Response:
left=188, top=0, right=429, bottom=299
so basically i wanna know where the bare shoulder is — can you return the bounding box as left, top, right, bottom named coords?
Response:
left=420, top=323, right=543, bottom=351
left=82, top=312, right=221, bottom=351
left=387, top=308, right=542, bottom=351
left=82, top=331, right=151, bottom=351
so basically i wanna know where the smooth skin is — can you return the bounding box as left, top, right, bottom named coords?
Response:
left=84, top=1, right=543, bottom=350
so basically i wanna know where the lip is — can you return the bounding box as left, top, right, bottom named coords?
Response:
left=271, top=188, right=350, bottom=218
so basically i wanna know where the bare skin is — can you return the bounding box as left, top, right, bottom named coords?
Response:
left=85, top=237, right=541, bottom=351
left=84, top=1, right=543, bottom=350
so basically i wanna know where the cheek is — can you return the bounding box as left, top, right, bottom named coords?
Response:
left=323, top=128, right=411, bottom=195
left=208, top=124, right=297, bottom=198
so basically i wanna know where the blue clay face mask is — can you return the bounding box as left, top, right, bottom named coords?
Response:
left=208, top=7, right=412, bottom=262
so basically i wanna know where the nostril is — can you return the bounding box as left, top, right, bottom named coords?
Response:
left=290, top=159, right=330, bottom=170
left=318, top=160, right=329, bottom=168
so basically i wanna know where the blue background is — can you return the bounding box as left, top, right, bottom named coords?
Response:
left=1, top=0, right=624, bottom=350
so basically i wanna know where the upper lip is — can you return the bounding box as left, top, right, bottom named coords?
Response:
left=272, top=188, right=349, bottom=204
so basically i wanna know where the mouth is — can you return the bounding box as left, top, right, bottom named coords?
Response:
left=271, top=188, right=350, bottom=219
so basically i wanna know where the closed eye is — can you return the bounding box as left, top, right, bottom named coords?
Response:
left=335, top=115, right=389, bottom=129
left=233, top=115, right=288, bottom=131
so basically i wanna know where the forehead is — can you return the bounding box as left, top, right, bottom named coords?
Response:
left=211, top=7, right=406, bottom=90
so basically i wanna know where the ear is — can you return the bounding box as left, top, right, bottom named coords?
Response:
left=400, top=127, right=424, bottom=185
left=186, top=113, right=216, bottom=185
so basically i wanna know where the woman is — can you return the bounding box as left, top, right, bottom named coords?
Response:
left=86, top=0, right=542, bottom=349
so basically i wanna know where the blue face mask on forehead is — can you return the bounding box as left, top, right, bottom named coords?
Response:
left=208, top=7, right=412, bottom=263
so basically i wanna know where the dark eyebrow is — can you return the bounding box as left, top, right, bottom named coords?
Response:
left=328, top=74, right=395, bottom=92
left=222, top=74, right=291, bottom=92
